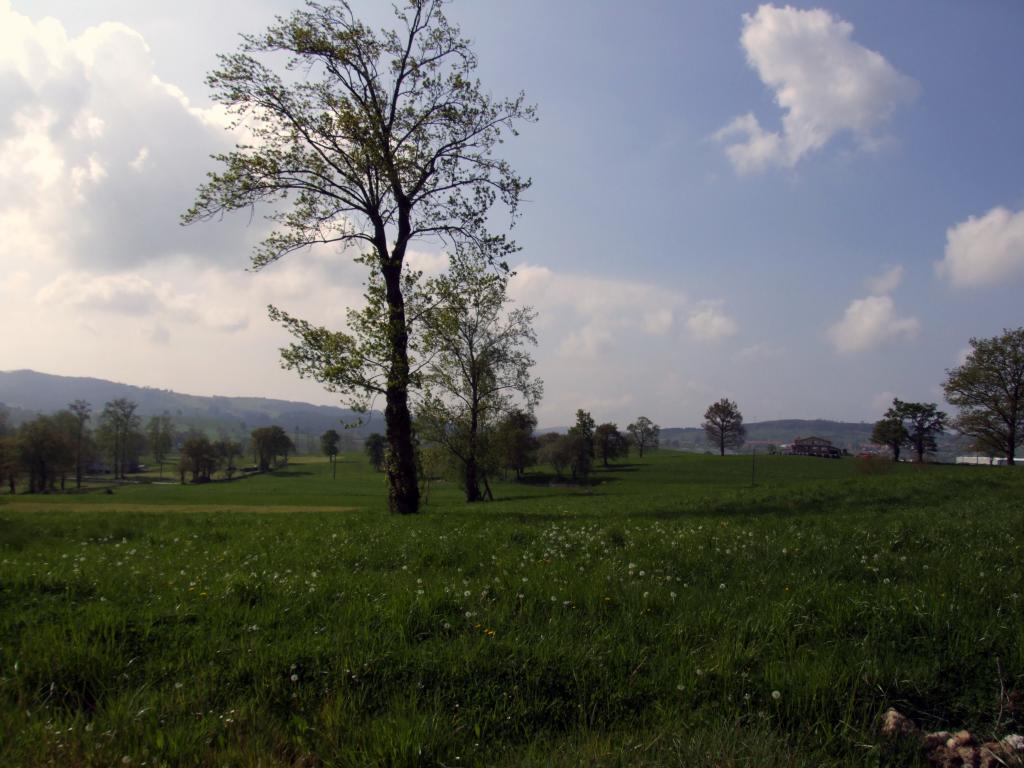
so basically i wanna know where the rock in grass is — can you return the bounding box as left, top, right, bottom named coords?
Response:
left=880, top=708, right=1024, bottom=767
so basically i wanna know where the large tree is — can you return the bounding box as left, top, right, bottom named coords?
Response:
left=184, top=1, right=533, bottom=515
left=882, top=398, right=948, bottom=464
left=703, top=398, right=746, bottom=457
left=943, top=328, right=1024, bottom=465
left=416, top=251, right=542, bottom=502
left=627, top=416, right=660, bottom=458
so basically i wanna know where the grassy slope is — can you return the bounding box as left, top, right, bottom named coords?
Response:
left=1, top=454, right=1022, bottom=766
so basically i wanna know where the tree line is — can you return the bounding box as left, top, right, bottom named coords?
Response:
left=869, top=327, right=1024, bottom=465
left=0, top=397, right=311, bottom=493
left=348, top=411, right=662, bottom=501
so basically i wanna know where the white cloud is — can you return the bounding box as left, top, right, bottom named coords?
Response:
left=716, top=4, right=916, bottom=173
left=865, top=264, right=904, bottom=294
left=510, top=264, right=689, bottom=358
left=713, top=112, right=785, bottom=175
left=937, top=206, right=1024, bottom=287
left=686, top=303, right=739, bottom=342
left=36, top=271, right=249, bottom=332
left=737, top=343, right=784, bottom=361
left=827, top=294, right=919, bottom=353
left=0, top=2, right=253, bottom=272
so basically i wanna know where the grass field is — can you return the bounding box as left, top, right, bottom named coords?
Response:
left=1, top=453, right=1022, bottom=766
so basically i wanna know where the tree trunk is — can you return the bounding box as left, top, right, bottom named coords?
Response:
left=381, top=260, right=420, bottom=515
left=464, top=387, right=482, bottom=502
left=464, top=457, right=481, bottom=502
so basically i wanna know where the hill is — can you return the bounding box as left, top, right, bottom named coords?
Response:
left=0, top=369, right=380, bottom=448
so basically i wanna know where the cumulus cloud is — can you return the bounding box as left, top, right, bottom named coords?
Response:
left=0, top=2, right=251, bottom=272
left=866, top=264, right=904, bottom=294
left=510, top=265, right=741, bottom=358
left=937, top=206, right=1024, bottom=287
left=686, top=303, right=739, bottom=342
left=510, top=264, right=687, bottom=357
left=36, top=271, right=250, bottom=332
left=827, top=294, right=919, bottom=353
left=715, top=4, right=917, bottom=173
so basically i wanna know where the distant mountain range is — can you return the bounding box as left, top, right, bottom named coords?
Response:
left=0, top=370, right=380, bottom=449
left=2, top=369, right=969, bottom=459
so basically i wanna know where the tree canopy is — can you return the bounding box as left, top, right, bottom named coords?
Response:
left=185, top=0, right=534, bottom=515
left=702, top=398, right=746, bottom=457
left=416, top=250, right=542, bottom=502
left=627, top=417, right=660, bottom=458
left=943, top=327, right=1024, bottom=465
left=881, top=398, right=948, bottom=463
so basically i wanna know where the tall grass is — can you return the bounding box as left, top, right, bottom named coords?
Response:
left=1, top=454, right=1022, bottom=765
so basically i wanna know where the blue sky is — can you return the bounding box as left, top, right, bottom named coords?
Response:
left=2, top=1, right=1022, bottom=427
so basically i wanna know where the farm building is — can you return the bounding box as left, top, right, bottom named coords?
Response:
left=787, top=436, right=843, bottom=459
left=956, top=455, right=1022, bottom=466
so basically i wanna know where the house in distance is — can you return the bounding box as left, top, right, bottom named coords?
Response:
left=783, top=436, right=844, bottom=459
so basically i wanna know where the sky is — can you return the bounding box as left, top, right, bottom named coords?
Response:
left=2, top=0, right=1023, bottom=428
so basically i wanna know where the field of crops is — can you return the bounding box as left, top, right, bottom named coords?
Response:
left=1, top=453, right=1022, bottom=766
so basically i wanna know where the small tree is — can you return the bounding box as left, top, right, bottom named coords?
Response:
left=181, top=434, right=219, bottom=482
left=214, top=439, right=242, bottom=480
left=594, top=423, right=629, bottom=467
left=943, top=327, right=1024, bottom=465
left=321, top=429, right=341, bottom=479
left=494, top=409, right=539, bottom=479
left=702, top=398, right=746, bottom=457
left=538, top=433, right=574, bottom=479
left=627, top=416, right=660, bottom=457
left=251, top=426, right=295, bottom=471
left=146, top=413, right=175, bottom=478
left=0, top=435, right=19, bottom=494
left=871, top=415, right=906, bottom=462
left=364, top=433, right=386, bottom=472
left=18, top=416, right=74, bottom=493
left=68, top=400, right=91, bottom=488
left=566, top=410, right=595, bottom=480
left=98, top=398, right=141, bottom=479
left=417, top=250, right=542, bottom=502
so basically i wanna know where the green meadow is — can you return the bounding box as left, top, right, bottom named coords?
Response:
left=1, top=454, right=1022, bottom=766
